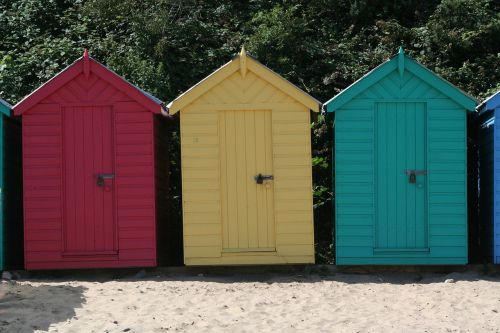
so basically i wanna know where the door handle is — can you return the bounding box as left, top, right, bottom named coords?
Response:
left=96, top=173, right=115, bottom=187
left=404, top=170, right=427, bottom=184
left=254, top=173, right=273, bottom=184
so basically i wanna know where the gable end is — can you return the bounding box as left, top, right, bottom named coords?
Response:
left=325, top=51, right=477, bottom=112
left=13, top=52, right=164, bottom=115
left=167, top=49, right=320, bottom=114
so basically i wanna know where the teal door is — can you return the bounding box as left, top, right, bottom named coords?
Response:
left=375, top=102, right=428, bottom=252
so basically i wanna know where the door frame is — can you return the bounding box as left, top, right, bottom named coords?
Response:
left=60, top=103, right=118, bottom=258
left=372, top=100, right=430, bottom=254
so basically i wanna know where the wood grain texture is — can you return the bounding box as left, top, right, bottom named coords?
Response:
left=334, top=66, right=469, bottom=265
left=180, top=58, right=315, bottom=265
left=19, top=61, right=164, bottom=270
left=167, top=51, right=320, bottom=114
left=219, top=110, right=275, bottom=252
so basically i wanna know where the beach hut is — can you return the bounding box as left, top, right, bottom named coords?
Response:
left=324, top=48, right=477, bottom=265
left=167, top=47, right=320, bottom=265
left=478, top=91, right=500, bottom=264
left=13, top=50, right=169, bottom=270
left=0, top=99, right=23, bottom=271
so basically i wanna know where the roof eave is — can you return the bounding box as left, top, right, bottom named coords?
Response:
left=167, top=50, right=321, bottom=114
left=13, top=54, right=165, bottom=116
left=325, top=53, right=478, bottom=112
left=324, top=57, right=397, bottom=112
left=477, top=91, right=500, bottom=112
left=0, top=99, right=12, bottom=116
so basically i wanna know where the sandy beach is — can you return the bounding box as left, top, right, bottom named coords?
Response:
left=1, top=269, right=499, bottom=333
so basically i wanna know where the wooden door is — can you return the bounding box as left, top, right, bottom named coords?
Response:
left=219, top=110, right=275, bottom=252
left=375, top=102, right=428, bottom=251
left=62, top=106, right=116, bottom=256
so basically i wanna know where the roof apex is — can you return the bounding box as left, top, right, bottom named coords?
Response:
left=167, top=51, right=321, bottom=114
left=324, top=50, right=477, bottom=112
left=13, top=53, right=165, bottom=115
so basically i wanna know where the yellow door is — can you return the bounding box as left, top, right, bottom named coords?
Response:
left=219, top=110, right=275, bottom=252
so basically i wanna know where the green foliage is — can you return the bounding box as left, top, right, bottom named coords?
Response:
left=411, top=0, right=500, bottom=98
left=0, top=0, right=498, bottom=264
left=0, top=0, right=87, bottom=101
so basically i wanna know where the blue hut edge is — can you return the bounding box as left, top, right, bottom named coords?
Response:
left=477, top=91, right=500, bottom=114
left=477, top=90, right=500, bottom=264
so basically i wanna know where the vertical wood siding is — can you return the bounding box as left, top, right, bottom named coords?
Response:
left=219, top=110, right=275, bottom=251
left=62, top=105, right=115, bottom=255
left=181, top=71, right=314, bottom=265
left=23, top=72, right=157, bottom=269
left=335, top=70, right=468, bottom=264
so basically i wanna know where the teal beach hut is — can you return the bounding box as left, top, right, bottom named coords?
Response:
left=324, top=48, right=477, bottom=265
left=0, top=99, right=23, bottom=271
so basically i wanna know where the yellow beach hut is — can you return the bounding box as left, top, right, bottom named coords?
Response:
left=167, top=47, right=320, bottom=265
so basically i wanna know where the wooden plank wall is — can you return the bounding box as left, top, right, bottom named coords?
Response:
left=181, top=71, right=315, bottom=265
left=335, top=69, right=468, bottom=264
left=23, top=72, right=157, bottom=269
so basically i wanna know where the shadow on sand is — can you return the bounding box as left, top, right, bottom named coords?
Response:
left=1, top=265, right=499, bottom=332
left=11, top=264, right=500, bottom=286
left=0, top=281, right=86, bottom=333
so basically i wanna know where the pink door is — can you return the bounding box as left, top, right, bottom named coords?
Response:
left=62, top=106, right=116, bottom=256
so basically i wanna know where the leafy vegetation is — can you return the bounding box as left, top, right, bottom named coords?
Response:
left=1, top=0, right=498, bottom=263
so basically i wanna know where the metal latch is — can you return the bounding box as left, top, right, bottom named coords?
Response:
left=404, top=170, right=427, bottom=184
left=254, top=173, right=273, bottom=184
left=96, top=173, right=115, bottom=187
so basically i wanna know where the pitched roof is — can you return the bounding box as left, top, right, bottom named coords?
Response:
left=324, top=47, right=478, bottom=112
left=13, top=50, right=166, bottom=115
left=0, top=99, right=12, bottom=116
left=478, top=90, right=500, bottom=114
left=167, top=47, right=321, bottom=114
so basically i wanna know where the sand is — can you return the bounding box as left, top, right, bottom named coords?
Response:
left=1, top=269, right=499, bottom=333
